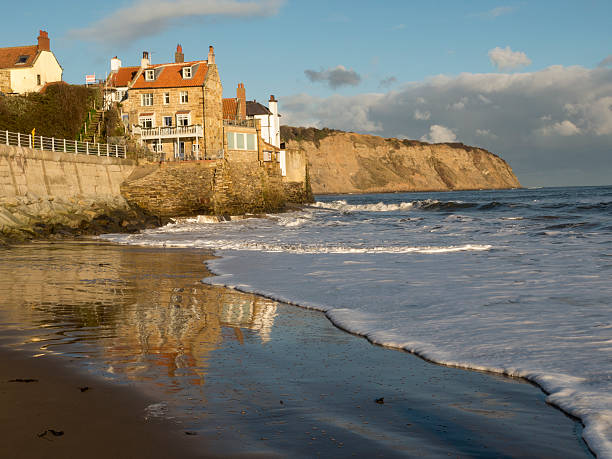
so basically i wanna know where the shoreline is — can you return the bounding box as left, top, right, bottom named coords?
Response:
left=0, top=240, right=592, bottom=457
left=205, top=264, right=594, bottom=453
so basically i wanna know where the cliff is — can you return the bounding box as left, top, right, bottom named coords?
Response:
left=281, top=127, right=521, bottom=194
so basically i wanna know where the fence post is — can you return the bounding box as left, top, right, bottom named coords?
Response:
left=5, top=130, right=8, bottom=146
left=40, top=136, right=43, bottom=151
left=64, top=139, right=66, bottom=153
left=106, top=144, right=109, bottom=157
left=97, top=143, right=100, bottom=156
left=74, top=140, right=77, bottom=154
left=29, top=134, right=32, bottom=148
left=17, top=132, right=20, bottom=147
left=52, top=137, right=55, bottom=152
left=86, top=142, right=89, bottom=155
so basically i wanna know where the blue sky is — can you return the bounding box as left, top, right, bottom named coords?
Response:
left=4, top=0, right=612, bottom=186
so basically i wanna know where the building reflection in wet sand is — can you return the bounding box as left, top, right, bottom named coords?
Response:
left=0, top=242, right=277, bottom=393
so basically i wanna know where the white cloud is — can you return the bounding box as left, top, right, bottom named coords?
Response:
left=414, top=109, right=431, bottom=120
left=448, top=97, right=468, bottom=110
left=305, top=65, right=361, bottom=89
left=488, top=46, right=532, bottom=71
left=475, top=5, right=516, bottom=19
left=476, top=129, right=498, bottom=139
left=537, top=120, right=581, bottom=136
left=420, top=125, right=457, bottom=143
left=69, top=0, right=284, bottom=44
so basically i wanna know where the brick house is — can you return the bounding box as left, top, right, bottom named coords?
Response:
left=0, top=30, right=63, bottom=94
left=110, top=45, right=223, bottom=160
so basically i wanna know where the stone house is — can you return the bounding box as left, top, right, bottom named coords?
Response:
left=0, top=30, right=63, bottom=94
left=111, top=45, right=223, bottom=160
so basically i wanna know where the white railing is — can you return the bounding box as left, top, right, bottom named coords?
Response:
left=132, top=124, right=203, bottom=139
left=1, top=130, right=127, bottom=158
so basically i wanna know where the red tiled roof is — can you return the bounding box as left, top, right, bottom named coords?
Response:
left=107, top=66, right=139, bottom=88
left=131, top=60, right=208, bottom=89
left=0, top=45, right=38, bottom=69
left=223, top=98, right=238, bottom=120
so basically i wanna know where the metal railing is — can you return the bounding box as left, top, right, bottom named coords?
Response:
left=133, top=124, right=203, bottom=139
left=1, top=130, right=126, bottom=158
left=223, top=118, right=256, bottom=128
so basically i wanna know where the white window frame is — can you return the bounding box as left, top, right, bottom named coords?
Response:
left=139, top=115, right=154, bottom=129
left=164, top=92, right=170, bottom=104
left=180, top=91, right=188, bottom=104
left=192, top=143, right=200, bottom=153
left=263, top=151, right=272, bottom=162
left=141, top=93, right=153, bottom=106
left=151, top=141, right=163, bottom=152
left=144, top=69, right=155, bottom=81
left=182, top=67, right=192, bottom=79
left=163, top=116, right=172, bottom=127
left=176, top=113, right=190, bottom=127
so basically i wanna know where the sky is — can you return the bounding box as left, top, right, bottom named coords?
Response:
left=4, top=0, right=612, bottom=186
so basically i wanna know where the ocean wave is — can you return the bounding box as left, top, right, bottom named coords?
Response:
left=103, top=234, right=492, bottom=255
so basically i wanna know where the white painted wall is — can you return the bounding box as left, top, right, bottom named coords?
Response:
left=9, top=51, right=62, bottom=94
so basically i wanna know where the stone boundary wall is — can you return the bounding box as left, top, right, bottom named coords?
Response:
left=0, top=144, right=136, bottom=202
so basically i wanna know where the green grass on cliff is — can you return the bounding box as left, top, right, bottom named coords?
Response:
left=0, top=83, right=99, bottom=140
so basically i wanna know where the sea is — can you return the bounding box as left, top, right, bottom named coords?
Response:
left=102, top=186, right=612, bottom=457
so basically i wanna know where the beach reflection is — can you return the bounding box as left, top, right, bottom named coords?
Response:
left=0, top=242, right=277, bottom=391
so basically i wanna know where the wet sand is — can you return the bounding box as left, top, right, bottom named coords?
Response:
left=0, top=242, right=592, bottom=457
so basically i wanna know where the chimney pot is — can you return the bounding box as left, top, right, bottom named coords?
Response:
left=208, top=45, right=215, bottom=65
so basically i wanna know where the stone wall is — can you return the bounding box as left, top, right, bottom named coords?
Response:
left=0, top=70, right=10, bottom=93
left=120, top=153, right=288, bottom=218
left=121, top=161, right=217, bottom=216
left=0, top=144, right=136, bottom=201
left=0, top=144, right=144, bottom=239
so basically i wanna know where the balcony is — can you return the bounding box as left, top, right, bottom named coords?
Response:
left=132, top=124, right=203, bottom=139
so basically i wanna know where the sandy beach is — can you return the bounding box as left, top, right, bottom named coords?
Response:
left=0, top=241, right=592, bottom=457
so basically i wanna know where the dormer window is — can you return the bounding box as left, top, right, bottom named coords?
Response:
left=15, top=55, right=29, bottom=65
left=182, top=67, right=192, bottom=79
left=144, top=69, right=155, bottom=81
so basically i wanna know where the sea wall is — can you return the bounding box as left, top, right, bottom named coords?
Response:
left=120, top=151, right=289, bottom=218
left=0, top=144, right=148, bottom=241
left=283, top=131, right=521, bottom=194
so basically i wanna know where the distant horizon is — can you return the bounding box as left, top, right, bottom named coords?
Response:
left=3, top=0, right=610, bottom=187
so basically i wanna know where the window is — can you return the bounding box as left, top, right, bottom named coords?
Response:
left=36, top=74, right=41, bottom=85
left=192, top=144, right=200, bottom=153
left=164, top=92, right=170, bottom=104
left=144, top=69, right=155, bottom=81
left=152, top=141, right=163, bottom=152
left=16, top=55, right=28, bottom=65
left=139, top=116, right=153, bottom=128
left=180, top=91, right=188, bottom=104
left=116, top=89, right=126, bottom=101
left=263, top=151, right=272, bottom=162
left=141, top=93, right=153, bottom=106
left=246, top=133, right=256, bottom=151
left=226, top=132, right=257, bottom=151
left=176, top=114, right=190, bottom=126
left=182, top=67, right=192, bottom=79
left=236, top=133, right=245, bottom=150
left=163, top=116, right=172, bottom=127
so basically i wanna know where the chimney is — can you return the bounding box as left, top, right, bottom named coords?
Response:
left=237, top=83, right=246, bottom=120
left=175, top=44, right=184, bottom=63
left=110, top=56, right=122, bottom=72
left=208, top=45, right=215, bottom=65
left=141, top=51, right=150, bottom=69
left=268, top=95, right=278, bottom=116
left=37, top=30, right=50, bottom=52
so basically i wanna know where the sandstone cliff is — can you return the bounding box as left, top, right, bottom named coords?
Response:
left=281, top=128, right=521, bottom=194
